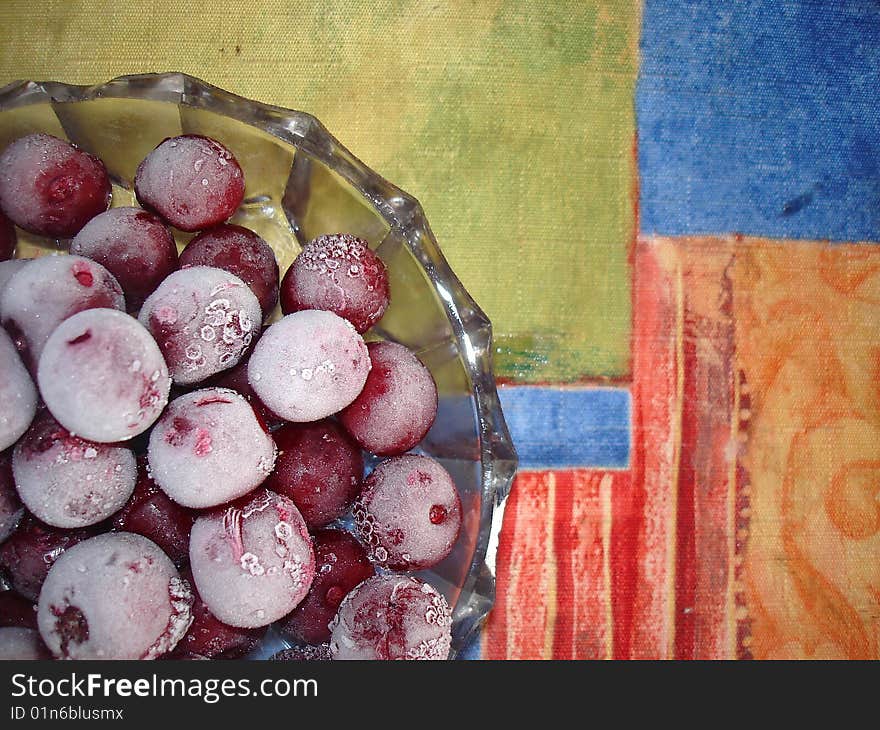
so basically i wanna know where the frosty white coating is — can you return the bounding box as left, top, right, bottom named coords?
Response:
left=37, top=533, right=192, bottom=660
left=70, top=207, right=178, bottom=311
left=0, top=326, right=36, bottom=451
left=38, top=308, right=170, bottom=443
left=354, top=454, right=462, bottom=571
left=189, top=490, right=315, bottom=628
left=282, top=233, right=389, bottom=333
left=329, top=574, right=452, bottom=660
left=12, top=413, right=137, bottom=528
left=148, top=387, right=276, bottom=509
left=135, top=135, right=244, bottom=232
left=339, top=341, right=437, bottom=455
left=0, top=254, right=124, bottom=368
left=0, top=259, right=28, bottom=297
left=0, top=133, right=109, bottom=237
left=248, top=310, right=370, bottom=422
left=139, top=266, right=260, bottom=385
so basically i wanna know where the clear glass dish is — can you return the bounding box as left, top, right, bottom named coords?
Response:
left=0, top=72, right=517, bottom=659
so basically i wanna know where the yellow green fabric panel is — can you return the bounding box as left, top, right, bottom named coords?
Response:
left=0, top=0, right=640, bottom=382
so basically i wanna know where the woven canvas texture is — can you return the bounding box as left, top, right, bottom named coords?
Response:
left=0, top=0, right=639, bottom=383
left=2, top=0, right=879, bottom=659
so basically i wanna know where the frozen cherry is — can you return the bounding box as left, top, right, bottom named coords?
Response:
left=37, top=532, right=193, bottom=659
left=111, top=457, right=195, bottom=566
left=0, top=592, right=37, bottom=629
left=339, top=341, right=437, bottom=456
left=207, top=358, right=283, bottom=429
left=148, top=388, right=276, bottom=509
left=353, top=454, right=461, bottom=570
left=0, top=254, right=125, bottom=371
left=70, top=207, right=178, bottom=312
left=248, top=310, right=370, bottom=422
left=189, top=489, right=315, bottom=628
left=279, top=529, right=374, bottom=645
left=266, top=421, right=363, bottom=529
left=0, top=453, right=24, bottom=544
left=329, top=574, right=452, bottom=660
left=180, top=224, right=279, bottom=317
left=0, top=516, right=96, bottom=601
left=280, top=234, right=389, bottom=333
left=0, top=210, right=15, bottom=260
left=135, top=135, right=245, bottom=232
left=12, top=411, right=137, bottom=528
left=270, top=644, right=331, bottom=661
left=0, top=133, right=111, bottom=238
left=172, top=568, right=265, bottom=659
left=38, top=308, right=171, bottom=443
left=0, top=327, right=37, bottom=452
left=0, top=627, right=50, bottom=659
left=139, top=266, right=261, bottom=385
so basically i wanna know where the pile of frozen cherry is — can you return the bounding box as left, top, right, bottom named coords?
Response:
left=0, top=133, right=460, bottom=661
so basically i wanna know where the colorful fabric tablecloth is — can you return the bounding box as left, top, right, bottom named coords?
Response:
left=2, top=0, right=879, bottom=659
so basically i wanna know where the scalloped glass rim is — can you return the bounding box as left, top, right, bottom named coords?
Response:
left=0, top=72, right=518, bottom=659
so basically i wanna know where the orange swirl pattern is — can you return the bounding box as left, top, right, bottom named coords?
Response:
left=735, top=239, right=880, bottom=659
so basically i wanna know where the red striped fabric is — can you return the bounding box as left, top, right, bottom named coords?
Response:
left=484, top=239, right=745, bottom=660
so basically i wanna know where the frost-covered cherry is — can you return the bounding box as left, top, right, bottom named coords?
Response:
left=271, top=644, right=331, bottom=661
left=248, top=310, right=370, bottom=422
left=0, top=516, right=96, bottom=601
left=111, top=457, right=195, bottom=566
left=0, top=453, right=24, bottom=544
left=279, top=529, right=374, bottom=645
left=189, top=489, right=315, bottom=628
left=0, top=254, right=125, bottom=371
left=354, top=455, right=461, bottom=571
left=139, top=266, right=260, bottom=385
left=148, top=388, right=276, bottom=509
left=172, top=568, right=265, bottom=659
left=37, top=532, right=193, bottom=659
left=0, top=133, right=111, bottom=238
left=0, top=592, right=37, bottom=629
left=0, top=210, right=15, bottom=260
left=0, top=627, right=50, bottom=659
left=329, top=575, right=452, bottom=660
left=280, top=234, right=389, bottom=333
left=135, top=135, right=245, bottom=232
left=38, top=309, right=171, bottom=443
left=12, top=411, right=137, bottom=528
left=180, top=225, right=279, bottom=317
left=0, top=327, right=37, bottom=452
left=266, top=421, right=363, bottom=529
left=339, top=341, right=437, bottom=456
left=70, top=207, right=178, bottom=312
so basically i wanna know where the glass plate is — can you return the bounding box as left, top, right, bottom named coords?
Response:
left=0, top=72, right=518, bottom=659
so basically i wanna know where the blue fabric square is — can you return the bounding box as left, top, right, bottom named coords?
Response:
left=638, top=0, right=880, bottom=241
